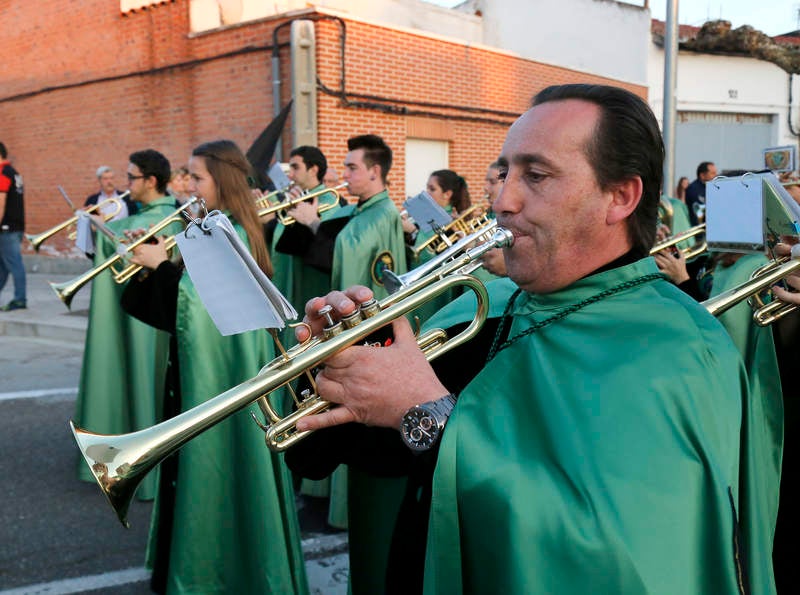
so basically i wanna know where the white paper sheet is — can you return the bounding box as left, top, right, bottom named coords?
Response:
left=403, top=191, right=451, bottom=232
left=707, top=172, right=800, bottom=252
left=74, top=214, right=95, bottom=254
left=176, top=212, right=297, bottom=336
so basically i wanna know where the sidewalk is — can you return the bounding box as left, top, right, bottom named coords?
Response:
left=0, top=264, right=91, bottom=344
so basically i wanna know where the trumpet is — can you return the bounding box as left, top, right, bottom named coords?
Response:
left=253, top=184, right=293, bottom=209
left=413, top=205, right=491, bottom=256
left=258, top=183, right=347, bottom=226
left=26, top=192, right=127, bottom=251
left=49, top=199, right=196, bottom=309
left=71, top=226, right=514, bottom=527
left=650, top=224, right=707, bottom=260
left=385, top=219, right=499, bottom=293
left=702, top=251, right=800, bottom=325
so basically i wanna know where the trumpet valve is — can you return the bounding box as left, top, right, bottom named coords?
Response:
left=358, top=298, right=381, bottom=318
left=341, top=310, right=363, bottom=330
left=318, top=305, right=344, bottom=339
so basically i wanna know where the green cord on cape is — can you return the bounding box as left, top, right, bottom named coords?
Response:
left=486, top=273, right=666, bottom=362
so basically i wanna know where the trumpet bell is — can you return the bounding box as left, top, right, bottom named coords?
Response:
left=70, top=421, right=150, bottom=528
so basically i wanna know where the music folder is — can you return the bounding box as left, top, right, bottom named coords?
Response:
left=403, top=191, right=451, bottom=233
left=705, top=171, right=800, bottom=253
left=176, top=212, right=297, bottom=336
left=267, top=162, right=291, bottom=193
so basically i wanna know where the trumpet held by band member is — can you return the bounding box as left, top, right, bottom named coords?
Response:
left=26, top=188, right=128, bottom=252
left=70, top=225, right=514, bottom=527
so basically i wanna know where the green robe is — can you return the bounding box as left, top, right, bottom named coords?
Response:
left=73, top=196, right=180, bottom=500
left=148, top=222, right=308, bottom=595
left=709, top=253, right=784, bottom=592
left=422, top=258, right=775, bottom=594
left=329, top=189, right=409, bottom=594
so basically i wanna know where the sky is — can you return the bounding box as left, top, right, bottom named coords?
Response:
left=424, top=1, right=800, bottom=37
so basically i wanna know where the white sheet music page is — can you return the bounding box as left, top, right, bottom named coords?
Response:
left=267, top=162, right=291, bottom=193
left=74, top=213, right=95, bottom=254
left=176, top=212, right=297, bottom=336
left=706, top=175, right=764, bottom=252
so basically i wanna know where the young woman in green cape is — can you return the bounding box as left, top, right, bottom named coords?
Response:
left=122, top=140, right=308, bottom=595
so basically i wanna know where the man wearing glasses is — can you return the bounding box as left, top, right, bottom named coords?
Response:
left=72, top=149, right=181, bottom=502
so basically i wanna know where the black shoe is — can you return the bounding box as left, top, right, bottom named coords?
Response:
left=0, top=299, right=26, bottom=311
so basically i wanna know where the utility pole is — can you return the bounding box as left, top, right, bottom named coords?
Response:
left=662, top=0, right=679, bottom=196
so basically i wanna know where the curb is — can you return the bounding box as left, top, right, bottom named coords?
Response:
left=0, top=316, right=87, bottom=344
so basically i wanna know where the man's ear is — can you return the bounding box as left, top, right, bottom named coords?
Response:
left=606, top=177, right=643, bottom=225
left=369, top=163, right=381, bottom=182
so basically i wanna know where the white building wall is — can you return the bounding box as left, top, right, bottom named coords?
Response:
left=473, top=0, right=650, bottom=84
left=648, top=40, right=800, bottom=177
left=191, top=0, right=483, bottom=40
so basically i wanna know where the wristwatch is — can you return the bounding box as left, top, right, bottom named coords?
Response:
left=399, top=393, right=457, bottom=452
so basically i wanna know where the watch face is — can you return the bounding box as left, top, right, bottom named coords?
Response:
left=401, top=407, right=439, bottom=452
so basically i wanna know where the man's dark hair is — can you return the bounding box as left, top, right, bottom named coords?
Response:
left=129, top=149, right=171, bottom=194
left=532, top=84, right=664, bottom=258
left=290, top=146, right=328, bottom=182
left=347, top=134, right=392, bottom=183
left=697, top=161, right=715, bottom=178
left=0, top=142, right=7, bottom=159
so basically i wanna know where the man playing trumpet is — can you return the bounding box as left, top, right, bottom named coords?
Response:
left=288, top=85, right=777, bottom=594
left=72, top=149, right=182, bottom=500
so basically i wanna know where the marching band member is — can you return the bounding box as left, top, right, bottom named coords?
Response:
left=271, top=145, right=348, bottom=529
left=474, top=160, right=507, bottom=280
left=402, top=169, right=470, bottom=263
left=289, top=85, right=776, bottom=594
left=403, top=169, right=472, bottom=320
left=73, top=149, right=181, bottom=500
left=281, top=134, right=407, bottom=594
left=769, top=241, right=800, bottom=591
left=121, top=140, right=308, bottom=595
left=273, top=146, right=345, bottom=329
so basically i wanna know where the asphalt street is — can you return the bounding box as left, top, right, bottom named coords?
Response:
left=0, top=272, right=348, bottom=595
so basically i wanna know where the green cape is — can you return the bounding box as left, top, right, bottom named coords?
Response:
left=423, top=258, right=775, bottom=594
left=73, top=196, right=180, bottom=500
left=710, top=253, right=783, bottom=592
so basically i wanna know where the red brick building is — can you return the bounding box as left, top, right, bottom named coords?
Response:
left=0, top=0, right=644, bottom=256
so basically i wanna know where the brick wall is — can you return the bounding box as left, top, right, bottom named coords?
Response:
left=0, top=1, right=644, bottom=255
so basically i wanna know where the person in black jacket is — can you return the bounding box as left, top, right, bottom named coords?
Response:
left=84, top=165, right=138, bottom=220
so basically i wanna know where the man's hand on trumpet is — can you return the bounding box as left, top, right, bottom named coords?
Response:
left=128, top=234, right=170, bottom=270
left=294, top=286, right=450, bottom=431
left=287, top=195, right=320, bottom=228
left=772, top=242, right=800, bottom=305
